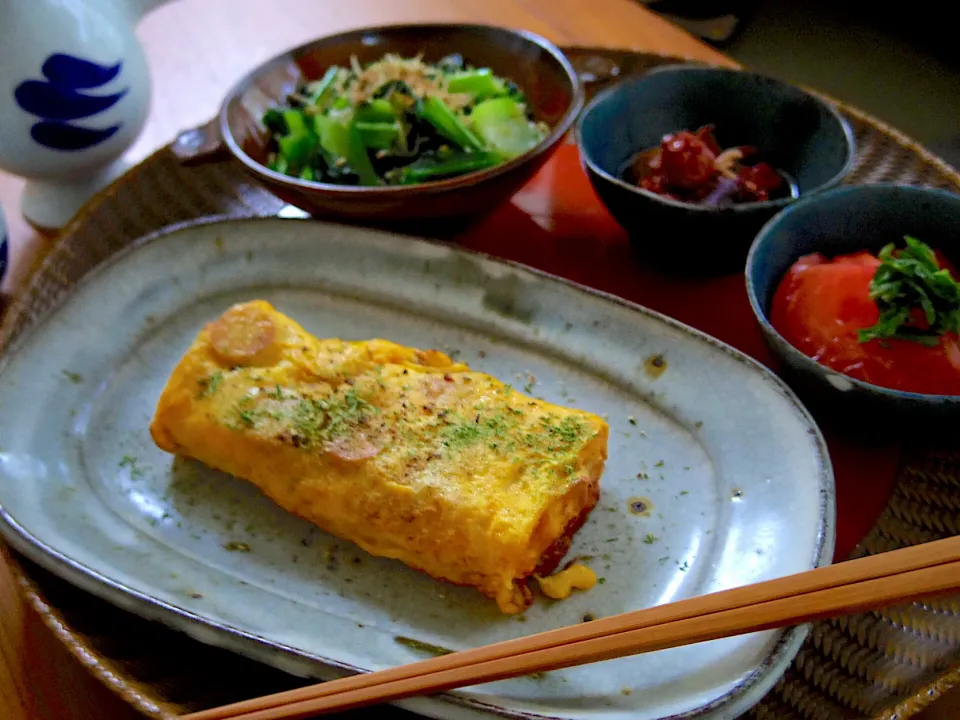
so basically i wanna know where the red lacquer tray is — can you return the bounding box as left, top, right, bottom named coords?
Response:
left=2, top=49, right=959, bottom=720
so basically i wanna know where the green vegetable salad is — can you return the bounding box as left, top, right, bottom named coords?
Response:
left=261, top=53, right=549, bottom=186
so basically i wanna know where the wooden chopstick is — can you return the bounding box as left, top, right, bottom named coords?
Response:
left=184, top=536, right=960, bottom=720
left=213, top=560, right=960, bottom=720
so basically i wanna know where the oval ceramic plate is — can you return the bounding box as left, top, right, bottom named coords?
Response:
left=0, top=218, right=834, bottom=720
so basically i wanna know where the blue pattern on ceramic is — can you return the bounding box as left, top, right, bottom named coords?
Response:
left=576, top=65, right=856, bottom=275
left=14, top=54, right=125, bottom=151
left=746, top=184, right=960, bottom=429
left=0, top=203, right=7, bottom=285
left=0, top=232, right=7, bottom=286
left=40, top=54, right=122, bottom=89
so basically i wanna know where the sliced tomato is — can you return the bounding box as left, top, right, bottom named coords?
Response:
left=832, top=250, right=882, bottom=268
left=770, top=249, right=960, bottom=394
left=858, top=334, right=960, bottom=394
left=771, top=252, right=878, bottom=375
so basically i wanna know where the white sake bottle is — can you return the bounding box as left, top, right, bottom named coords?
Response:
left=0, top=0, right=171, bottom=230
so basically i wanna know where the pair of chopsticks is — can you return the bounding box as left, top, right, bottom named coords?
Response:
left=184, top=535, right=960, bottom=720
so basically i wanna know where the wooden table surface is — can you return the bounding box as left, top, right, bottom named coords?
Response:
left=0, top=1, right=956, bottom=718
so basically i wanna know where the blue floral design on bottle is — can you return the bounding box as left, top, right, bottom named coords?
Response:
left=0, top=232, right=7, bottom=286
left=0, top=202, right=7, bottom=285
left=15, top=54, right=126, bottom=152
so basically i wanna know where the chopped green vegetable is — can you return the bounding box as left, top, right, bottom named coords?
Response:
left=276, top=132, right=316, bottom=171
left=388, top=150, right=501, bottom=185
left=304, top=66, right=340, bottom=108
left=859, top=236, right=960, bottom=346
left=469, top=97, right=545, bottom=158
left=272, top=109, right=318, bottom=175
left=346, top=120, right=380, bottom=186
left=313, top=110, right=352, bottom=159
left=311, top=111, right=378, bottom=186
left=281, top=109, right=309, bottom=136
left=262, top=108, right=287, bottom=135
left=415, top=96, right=484, bottom=151
left=447, top=68, right=506, bottom=99
left=355, top=99, right=398, bottom=124
left=355, top=99, right=405, bottom=150
left=355, top=121, right=401, bottom=150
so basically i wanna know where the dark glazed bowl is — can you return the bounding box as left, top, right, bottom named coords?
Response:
left=746, top=184, right=960, bottom=429
left=218, top=24, right=583, bottom=231
left=576, top=65, right=856, bottom=275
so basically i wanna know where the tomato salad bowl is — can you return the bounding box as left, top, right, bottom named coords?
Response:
left=746, top=183, right=960, bottom=429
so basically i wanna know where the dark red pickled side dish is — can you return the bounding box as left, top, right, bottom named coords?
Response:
left=658, top=129, right=717, bottom=190
left=628, top=125, right=785, bottom=205
left=771, top=250, right=960, bottom=395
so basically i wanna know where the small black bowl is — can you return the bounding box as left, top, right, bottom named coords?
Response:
left=746, top=184, right=960, bottom=433
left=576, top=65, right=856, bottom=275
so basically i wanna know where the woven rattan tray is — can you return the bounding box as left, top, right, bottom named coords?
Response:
left=2, top=49, right=960, bottom=720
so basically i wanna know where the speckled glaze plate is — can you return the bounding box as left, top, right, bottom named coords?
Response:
left=0, top=217, right=833, bottom=720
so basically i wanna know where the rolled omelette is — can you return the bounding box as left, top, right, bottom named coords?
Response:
left=150, top=300, right=608, bottom=613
